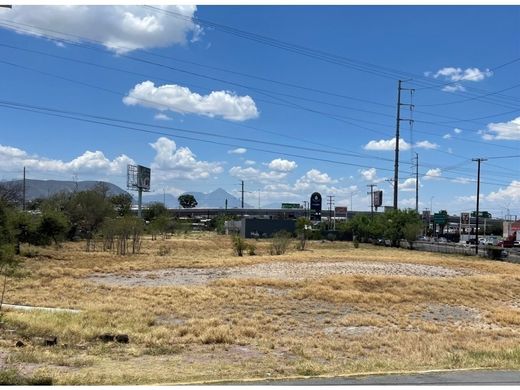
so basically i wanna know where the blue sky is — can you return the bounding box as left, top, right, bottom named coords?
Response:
left=0, top=5, right=519, bottom=216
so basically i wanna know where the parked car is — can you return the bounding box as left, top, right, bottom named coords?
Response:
left=513, top=241, right=520, bottom=248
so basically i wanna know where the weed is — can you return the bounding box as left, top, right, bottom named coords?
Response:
left=232, top=235, right=247, bottom=257
left=269, top=231, right=291, bottom=255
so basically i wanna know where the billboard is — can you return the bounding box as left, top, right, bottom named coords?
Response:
left=422, top=210, right=430, bottom=221
left=310, top=192, right=322, bottom=221
left=127, top=164, right=151, bottom=192
left=460, top=212, right=470, bottom=225
left=373, top=190, right=383, bottom=208
left=335, top=206, right=347, bottom=218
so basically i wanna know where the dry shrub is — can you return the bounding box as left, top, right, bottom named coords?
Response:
left=269, top=231, right=291, bottom=255
left=232, top=235, right=247, bottom=257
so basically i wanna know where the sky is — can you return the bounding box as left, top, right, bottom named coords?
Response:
left=0, top=4, right=519, bottom=216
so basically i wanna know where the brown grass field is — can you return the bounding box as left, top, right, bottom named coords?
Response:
left=1, top=232, right=520, bottom=384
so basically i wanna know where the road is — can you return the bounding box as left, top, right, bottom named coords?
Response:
left=221, top=370, right=520, bottom=385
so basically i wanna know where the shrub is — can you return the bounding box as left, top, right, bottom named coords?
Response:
left=232, top=235, right=247, bottom=257
left=247, top=243, right=256, bottom=256
left=269, top=231, right=291, bottom=255
left=353, top=239, right=360, bottom=248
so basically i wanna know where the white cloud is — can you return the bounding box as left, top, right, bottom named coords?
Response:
left=228, top=148, right=247, bottom=155
left=480, top=117, right=520, bottom=140
left=424, top=168, right=442, bottom=180
left=433, top=67, right=493, bottom=82
left=0, top=5, right=201, bottom=53
left=229, top=166, right=287, bottom=183
left=150, top=137, right=223, bottom=180
left=364, top=137, right=411, bottom=151
left=154, top=113, right=172, bottom=121
left=360, top=168, right=377, bottom=182
left=486, top=181, right=520, bottom=203
left=267, top=158, right=297, bottom=172
left=123, top=81, right=259, bottom=122
left=399, top=178, right=417, bottom=192
left=443, top=134, right=452, bottom=139
left=0, top=144, right=134, bottom=177
left=415, top=140, right=439, bottom=149
left=454, top=128, right=463, bottom=134
left=452, top=177, right=472, bottom=184
left=302, top=169, right=336, bottom=184
left=442, top=84, right=466, bottom=93
left=244, top=160, right=256, bottom=165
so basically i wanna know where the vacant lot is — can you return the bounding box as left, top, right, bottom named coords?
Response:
left=1, top=233, right=520, bottom=384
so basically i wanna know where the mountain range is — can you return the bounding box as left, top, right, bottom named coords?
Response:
left=1, top=179, right=128, bottom=201
left=143, top=188, right=252, bottom=208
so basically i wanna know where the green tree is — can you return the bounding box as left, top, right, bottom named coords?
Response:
left=110, top=193, right=133, bottom=217
left=0, top=201, right=20, bottom=311
left=65, top=189, right=114, bottom=250
left=38, top=211, right=69, bottom=246
left=143, top=202, right=168, bottom=222
left=403, top=221, right=423, bottom=249
left=178, top=194, right=198, bottom=209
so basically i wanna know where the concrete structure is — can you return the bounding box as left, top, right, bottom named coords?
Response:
left=225, top=218, right=296, bottom=238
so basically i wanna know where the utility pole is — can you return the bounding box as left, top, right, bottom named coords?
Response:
left=22, top=166, right=26, bottom=211
left=367, top=184, right=377, bottom=217
left=473, top=158, right=487, bottom=255
left=241, top=180, right=244, bottom=209
left=327, top=195, right=335, bottom=230
left=414, top=153, right=419, bottom=213
left=393, top=80, right=414, bottom=210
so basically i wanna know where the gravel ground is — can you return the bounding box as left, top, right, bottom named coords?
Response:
left=88, top=260, right=471, bottom=287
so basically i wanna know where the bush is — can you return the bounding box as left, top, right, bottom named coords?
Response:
left=247, top=243, right=256, bottom=256
left=353, top=239, right=360, bottom=248
left=232, top=235, right=247, bottom=256
left=269, top=231, right=291, bottom=255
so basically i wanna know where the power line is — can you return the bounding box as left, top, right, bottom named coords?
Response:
left=1, top=99, right=517, bottom=190
left=1, top=22, right=518, bottom=144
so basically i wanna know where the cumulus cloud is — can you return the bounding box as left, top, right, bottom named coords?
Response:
left=229, top=166, right=287, bottom=182
left=123, top=81, right=259, bottom=122
left=364, top=137, right=411, bottom=151
left=426, top=67, right=493, bottom=93
left=150, top=137, right=223, bottom=180
left=0, top=5, right=201, bottom=53
left=454, top=128, right=462, bottom=134
left=360, top=168, right=377, bottom=181
left=228, top=148, right=247, bottom=155
left=399, top=178, right=417, bottom=192
left=0, top=144, right=134, bottom=177
left=415, top=140, right=439, bottom=149
left=433, top=67, right=493, bottom=82
left=267, top=158, right=297, bottom=172
left=443, top=134, right=452, bottom=139
left=244, top=160, right=255, bottom=165
left=486, top=181, right=520, bottom=203
left=424, top=168, right=442, bottom=180
left=480, top=117, right=520, bottom=140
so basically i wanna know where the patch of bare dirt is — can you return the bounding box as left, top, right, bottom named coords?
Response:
left=87, top=260, right=470, bottom=287
left=410, top=304, right=481, bottom=323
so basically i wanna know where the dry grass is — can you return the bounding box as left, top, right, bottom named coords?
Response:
left=0, top=233, right=520, bottom=384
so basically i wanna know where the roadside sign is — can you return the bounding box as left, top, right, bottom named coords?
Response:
left=460, top=212, right=470, bottom=225
left=433, top=213, right=448, bottom=225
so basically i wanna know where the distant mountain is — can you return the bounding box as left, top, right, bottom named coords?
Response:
left=143, top=188, right=252, bottom=209
left=1, top=179, right=128, bottom=201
